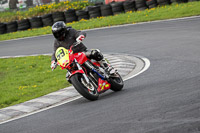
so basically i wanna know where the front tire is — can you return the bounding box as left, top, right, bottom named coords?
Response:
left=109, top=72, right=124, bottom=91
left=70, top=73, right=99, bottom=101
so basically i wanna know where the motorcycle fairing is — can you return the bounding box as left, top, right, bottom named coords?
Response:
left=55, top=47, right=75, bottom=69
left=71, top=69, right=84, bottom=75
left=55, top=47, right=70, bottom=67
left=92, top=61, right=101, bottom=67
left=97, top=78, right=111, bottom=93
left=74, top=52, right=88, bottom=65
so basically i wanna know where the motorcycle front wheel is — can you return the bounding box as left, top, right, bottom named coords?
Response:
left=70, top=73, right=99, bottom=101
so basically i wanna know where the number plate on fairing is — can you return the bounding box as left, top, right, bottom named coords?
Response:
left=55, top=47, right=70, bottom=67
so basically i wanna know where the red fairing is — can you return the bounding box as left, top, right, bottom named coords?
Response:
left=74, top=52, right=88, bottom=65
left=68, top=50, right=75, bottom=62
left=92, top=61, right=100, bottom=67
left=97, top=78, right=111, bottom=93
left=70, top=69, right=85, bottom=77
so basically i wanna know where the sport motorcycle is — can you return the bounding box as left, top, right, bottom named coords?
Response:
left=54, top=43, right=124, bottom=101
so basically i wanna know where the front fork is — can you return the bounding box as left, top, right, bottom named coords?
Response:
left=74, top=59, right=90, bottom=84
left=66, top=59, right=90, bottom=85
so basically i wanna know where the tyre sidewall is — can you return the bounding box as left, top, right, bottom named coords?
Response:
left=109, top=73, right=124, bottom=91
left=70, top=74, right=99, bottom=101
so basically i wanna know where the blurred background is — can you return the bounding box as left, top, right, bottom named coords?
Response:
left=0, top=0, right=104, bottom=11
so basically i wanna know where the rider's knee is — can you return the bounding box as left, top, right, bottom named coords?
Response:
left=90, top=49, right=104, bottom=61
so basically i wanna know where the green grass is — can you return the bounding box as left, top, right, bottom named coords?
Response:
left=1, top=2, right=200, bottom=41
left=0, top=55, right=70, bottom=109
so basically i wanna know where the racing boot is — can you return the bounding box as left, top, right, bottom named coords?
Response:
left=99, top=59, right=115, bottom=75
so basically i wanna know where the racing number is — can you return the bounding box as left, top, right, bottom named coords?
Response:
left=56, top=49, right=65, bottom=60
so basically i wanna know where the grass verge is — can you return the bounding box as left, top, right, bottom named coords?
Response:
left=0, top=2, right=200, bottom=41
left=0, top=55, right=70, bottom=109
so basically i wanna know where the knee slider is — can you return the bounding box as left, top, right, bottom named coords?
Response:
left=91, top=49, right=103, bottom=61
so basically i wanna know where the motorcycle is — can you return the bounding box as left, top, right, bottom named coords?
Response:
left=54, top=43, right=124, bottom=101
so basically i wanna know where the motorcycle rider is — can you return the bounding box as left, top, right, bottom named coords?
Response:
left=50, top=21, right=114, bottom=75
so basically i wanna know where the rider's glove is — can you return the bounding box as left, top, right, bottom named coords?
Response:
left=51, top=60, right=57, bottom=71
left=76, top=35, right=85, bottom=44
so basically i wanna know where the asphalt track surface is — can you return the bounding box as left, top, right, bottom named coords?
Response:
left=0, top=16, right=200, bottom=133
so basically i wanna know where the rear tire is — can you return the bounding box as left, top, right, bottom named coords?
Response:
left=109, top=73, right=124, bottom=91
left=70, top=74, right=99, bottom=101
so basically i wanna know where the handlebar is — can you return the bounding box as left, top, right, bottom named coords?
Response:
left=74, top=42, right=80, bottom=47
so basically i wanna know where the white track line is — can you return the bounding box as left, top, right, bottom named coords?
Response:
left=123, top=57, right=150, bottom=81
left=0, top=96, right=82, bottom=125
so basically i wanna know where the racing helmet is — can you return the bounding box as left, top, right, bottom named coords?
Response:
left=52, top=21, right=67, bottom=41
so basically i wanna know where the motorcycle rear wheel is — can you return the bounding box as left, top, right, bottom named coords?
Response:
left=109, top=73, right=124, bottom=91
left=70, top=73, right=99, bottom=101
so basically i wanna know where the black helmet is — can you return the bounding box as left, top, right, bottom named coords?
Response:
left=52, top=21, right=67, bottom=41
